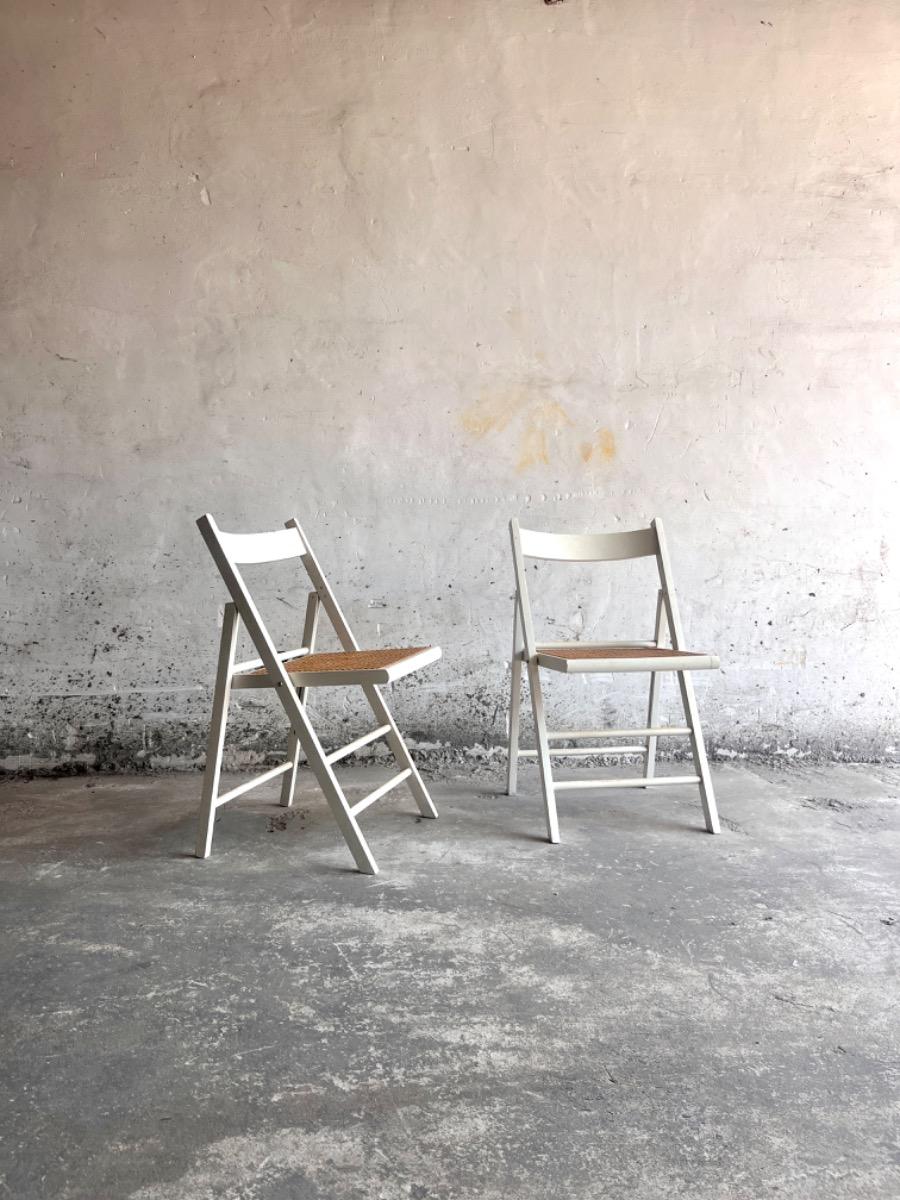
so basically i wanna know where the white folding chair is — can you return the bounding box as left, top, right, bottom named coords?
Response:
left=506, top=517, right=721, bottom=842
left=194, top=514, right=441, bottom=874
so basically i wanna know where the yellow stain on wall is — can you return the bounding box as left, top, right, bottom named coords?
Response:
left=461, top=386, right=587, bottom=474
left=580, top=428, right=616, bottom=463
left=517, top=426, right=549, bottom=471
left=517, top=401, right=572, bottom=471
left=460, top=389, right=521, bottom=438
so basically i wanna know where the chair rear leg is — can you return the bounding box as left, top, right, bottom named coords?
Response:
left=506, top=658, right=522, bottom=795
left=676, top=670, right=720, bottom=834
left=195, top=604, right=239, bottom=859
left=527, top=660, right=559, bottom=843
left=363, top=683, right=438, bottom=819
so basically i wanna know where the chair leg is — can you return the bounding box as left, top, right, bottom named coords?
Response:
left=281, top=692, right=380, bottom=874
left=279, top=733, right=302, bottom=808
left=195, top=604, right=239, bottom=859
left=310, top=760, right=380, bottom=874
left=506, top=657, right=522, bottom=796
left=644, top=588, right=665, bottom=787
left=643, top=671, right=660, bottom=786
left=527, top=660, right=559, bottom=843
left=281, top=593, right=319, bottom=808
left=676, top=670, right=720, bottom=834
left=363, top=683, right=438, bottom=819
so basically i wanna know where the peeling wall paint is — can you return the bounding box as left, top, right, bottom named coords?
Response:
left=2, top=0, right=900, bottom=772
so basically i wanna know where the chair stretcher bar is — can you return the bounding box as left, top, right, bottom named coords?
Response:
left=326, top=725, right=392, bottom=765
left=214, top=760, right=295, bottom=808
left=546, top=726, right=691, bottom=739
left=350, top=768, right=413, bottom=817
left=552, top=774, right=701, bottom=792
left=518, top=745, right=647, bottom=758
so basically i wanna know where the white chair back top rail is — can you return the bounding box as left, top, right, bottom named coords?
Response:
left=517, top=525, right=658, bottom=562
left=198, top=514, right=307, bottom=565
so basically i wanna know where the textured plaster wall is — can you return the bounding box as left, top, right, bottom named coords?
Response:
left=2, top=0, right=900, bottom=771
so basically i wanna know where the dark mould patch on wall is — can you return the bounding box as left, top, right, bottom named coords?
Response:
left=1, top=688, right=898, bottom=779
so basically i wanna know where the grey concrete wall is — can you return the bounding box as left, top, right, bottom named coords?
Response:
left=3, top=0, right=900, bottom=771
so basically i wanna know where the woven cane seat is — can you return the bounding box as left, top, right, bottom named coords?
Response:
left=235, top=645, right=442, bottom=688
left=248, top=647, right=431, bottom=676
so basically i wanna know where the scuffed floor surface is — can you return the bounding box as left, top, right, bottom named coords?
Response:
left=1, top=763, right=898, bottom=1199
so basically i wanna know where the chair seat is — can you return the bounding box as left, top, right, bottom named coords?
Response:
left=536, top=645, right=719, bottom=674
left=238, top=645, right=442, bottom=688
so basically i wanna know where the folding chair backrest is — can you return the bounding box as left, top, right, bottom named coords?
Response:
left=517, top=526, right=658, bottom=563
left=214, top=525, right=308, bottom=565
left=197, top=512, right=362, bottom=672
left=197, top=514, right=310, bottom=688
left=511, top=517, right=686, bottom=654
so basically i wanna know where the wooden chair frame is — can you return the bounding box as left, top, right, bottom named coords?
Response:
left=506, top=517, right=721, bottom=842
left=195, top=514, right=440, bottom=874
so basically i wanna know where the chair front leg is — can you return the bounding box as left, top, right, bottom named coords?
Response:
left=506, top=598, right=523, bottom=796
left=506, top=656, right=522, bottom=796
left=280, top=688, right=380, bottom=875
left=676, top=670, right=720, bottom=834
left=195, top=603, right=240, bottom=859
left=644, top=588, right=665, bottom=786
left=643, top=671, right=661, bottom=786
left=527, top=659, right=559, bottom=843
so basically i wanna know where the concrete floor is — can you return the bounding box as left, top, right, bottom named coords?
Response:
left=1, top=762, right=898, bottom=1199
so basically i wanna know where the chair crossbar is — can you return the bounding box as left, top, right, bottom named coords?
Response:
left=326, top=725, right=392, bottom=765
left=350, top=768, right=413, bottom=817
left=553, top=774, right=701, bottom=792
left=546, top=726, right=691, bottom=739
left=214, top=760, right=296, bottom=808
left=519, top=745, right=647, bottom=758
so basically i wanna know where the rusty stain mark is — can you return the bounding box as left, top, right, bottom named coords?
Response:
left=517, top=402, right=572, bottom=471
left=580, top=428, right=616, bottom=464
left=517, top=427, right=549, bottom=471
left=460, top=389, right=521, bottom=438
left=462, top=387, right=587, bottom=473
